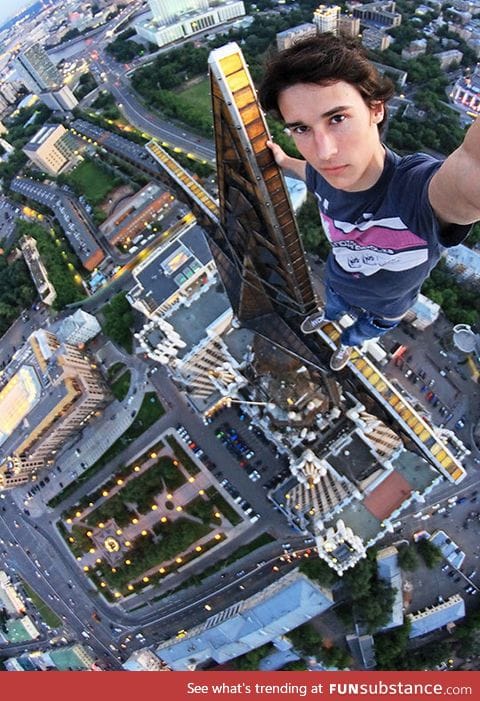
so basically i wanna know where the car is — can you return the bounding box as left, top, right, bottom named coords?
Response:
left=441, top=564, right=450, bottom=572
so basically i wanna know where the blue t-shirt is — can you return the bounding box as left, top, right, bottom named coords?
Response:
left=306, top=148, right=469, bottom=318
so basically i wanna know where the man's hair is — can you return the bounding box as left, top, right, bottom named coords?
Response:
left=258, top=33, right=395, bottom=133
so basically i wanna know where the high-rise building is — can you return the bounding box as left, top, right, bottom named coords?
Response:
left=137, top=1, right=245, bottom=48
left=352, top=1, right=402, bottom=28
left=0, top=330, right=110, bottom=489
left=14, top=46, right=78, bottom=112
left=22, top=123, right=76, bottom=175
left=14, top=45, right=62, bottom=93
left=313, top=4, right=341, bottom=34
left=140, top=42, right=468, bottom=576
left=338, top=14, right=361, bottom=37
left=39, top=85, right=78, bottom=112
left=148, top=0, right=209, bottom=24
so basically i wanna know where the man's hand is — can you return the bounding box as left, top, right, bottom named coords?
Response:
left=266, top=140, right=289, bottom=167
left=266, top=139, right=307, bottom=181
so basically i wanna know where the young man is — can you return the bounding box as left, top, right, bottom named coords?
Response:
left=259, top=34, right=479, bottom=370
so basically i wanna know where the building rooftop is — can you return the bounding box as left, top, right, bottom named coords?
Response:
left=408, top=595, right=465, bottom=639
left=134, top=224, right=213, bottom=308
left=24, top=123, right=63, bottom=151
left=328, top=432, right=379, bottom=485
left=166, top=285, right=231, bottom=359
left=0, top=365, right=42, bottom=448
left=155, top=572, right=333, bottom=670
left=48, top=644, right=93, bottom=670
left=377, top=546, right=404, bottom=629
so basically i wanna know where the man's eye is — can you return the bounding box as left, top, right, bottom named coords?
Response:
left=330, top=114, right=346, bottom=124
left=292, top=125, right=309, bottom=135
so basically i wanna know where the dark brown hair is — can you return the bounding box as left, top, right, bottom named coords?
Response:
left=259, top=33, right=395, bottom=133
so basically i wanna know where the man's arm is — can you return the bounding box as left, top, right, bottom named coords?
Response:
left=266, top=140, right=307, bottom=181
left=429, top=117, right=480, bottom=226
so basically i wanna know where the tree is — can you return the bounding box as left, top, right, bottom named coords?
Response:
left=397, top=544, right=419, bottom=571
left=299, top=555, right=337, bottom=587
left=287, top=622, right=322, bottom=656
left=101, top=292, right=134, bottom=352
left=415, top=539, right=442, bottom=569
left=374, top=620, right=412, bottom=670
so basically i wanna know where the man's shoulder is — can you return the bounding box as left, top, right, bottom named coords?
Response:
left=389, top=149, right=442, bottom=176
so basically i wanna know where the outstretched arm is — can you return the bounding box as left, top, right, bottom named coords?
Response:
left=429, top=117, right=480, bottom=228
left=266, top=140, right=307, bottom=181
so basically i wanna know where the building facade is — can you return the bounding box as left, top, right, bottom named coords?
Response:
left=313, top=4, right=341, bottom=34
left=352, top=1, right=402, bottom=28
left=0, top=330, right=110, bottom=489
left=19, top=235, right=57, bottom=306
left=14, top=45, right=62, bottom=93
left=137, top=0, right=245, bottom=48
left=276, top=23, right=317, bottom=51
left=23, top=123, right=76, bottom=175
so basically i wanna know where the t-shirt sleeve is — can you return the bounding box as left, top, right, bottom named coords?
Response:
left=396, top=153, right=471, bottom=249
left=305, top=162, right=318, bottom=194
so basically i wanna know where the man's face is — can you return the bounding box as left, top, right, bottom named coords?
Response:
left=278, top=80, right=386, bottom=192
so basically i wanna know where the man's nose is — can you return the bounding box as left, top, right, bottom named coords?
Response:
left=313, top=129, right=337, bottom=160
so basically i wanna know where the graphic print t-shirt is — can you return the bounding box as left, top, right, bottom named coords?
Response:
left=306, top=148, right=467, bottom=318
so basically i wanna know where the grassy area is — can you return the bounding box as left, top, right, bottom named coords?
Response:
left=178, top=78, right=212, bottom=117
left=108, top=362, right=126, bottom=380
left=110, top=370, right=131, bottom=401
left=20, top=579, right=62, bottom=629
left=165, top=435, right=200, bottom=476
left=205, top=485, right=242, bottom=527
left=65, top=160, right=116, bottom=206
left=15, top=220, right=86, bottom=309
left=97, top=518, right=212, bottom=589
left=126, top=392, right=165, bottom=437
left=161, top=533, right=275, bottom=595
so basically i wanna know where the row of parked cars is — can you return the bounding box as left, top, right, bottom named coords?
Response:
left=176, top=424, right=216, bottom=471
left=215, top=423, right=255, bottom=461
left=220, top=477, right=260, bottom=524
left=176, top=424, right=260, bottom=522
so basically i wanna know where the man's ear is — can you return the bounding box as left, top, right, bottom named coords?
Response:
left=371, top=101, right=384, bottom=124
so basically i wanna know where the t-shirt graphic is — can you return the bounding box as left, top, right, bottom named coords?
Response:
left=319, top=211, right=429, bottom=276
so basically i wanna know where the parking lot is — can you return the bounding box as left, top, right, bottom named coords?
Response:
left=174, top=406, right=297, bottom=538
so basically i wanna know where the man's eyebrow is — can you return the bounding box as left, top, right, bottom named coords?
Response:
left=284, top=105, right=351, bottom=128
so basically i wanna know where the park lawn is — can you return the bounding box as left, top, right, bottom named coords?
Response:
left=111, top=370, right=131, bottom=401
left=67, top=160, right=114, bottom=206
left=21, top=579, right=62, bottom=629
left=178, top=78, right=212, bottom=118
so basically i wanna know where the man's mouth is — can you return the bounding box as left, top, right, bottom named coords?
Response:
left=321, top=165, right=347, bottom=175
